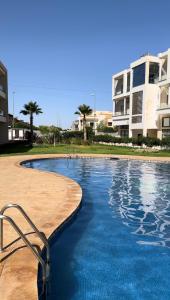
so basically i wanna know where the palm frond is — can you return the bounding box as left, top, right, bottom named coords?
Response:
left=20, top=109, right=29, bottom=115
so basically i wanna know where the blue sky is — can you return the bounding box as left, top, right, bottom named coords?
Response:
left=1, top=0, right=170, bottom=128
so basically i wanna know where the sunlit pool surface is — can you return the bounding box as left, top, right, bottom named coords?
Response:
left=24, top=158, right=170, bottom=300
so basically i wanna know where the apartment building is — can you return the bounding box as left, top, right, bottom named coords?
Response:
left=112, top=49, right=170, bottom=139
left=0, top=61, right=8, bottom=144
left=72, top=111, right=113, bottom=132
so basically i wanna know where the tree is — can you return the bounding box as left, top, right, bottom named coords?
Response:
left=75, top=104, right=92, bottom=141
left=20, top=101, right=42, bottom=143
left=97, top=120, right=105, bottom=132
left=39, top=125, right=61, bottom=145
left=97, top=121, right=118, bottom=133
left=49, top=125, right=61, bottom=146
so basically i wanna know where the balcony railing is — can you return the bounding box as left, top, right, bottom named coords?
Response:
left=157, top=103, right=170, bottom=110
left=113, top=109, right=130, bottom=117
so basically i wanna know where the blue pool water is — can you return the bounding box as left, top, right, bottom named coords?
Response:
left=24, top=158, right=170, bottom=300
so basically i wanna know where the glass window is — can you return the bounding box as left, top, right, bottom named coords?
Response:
left=132, top=91, right=143, bottom=115
left=160, top=86, right=169, bottom=108
left=149, top=62, right=159, bottom=84
left=161, top=58, right=167, bottom=80
left=115, top=99, right=124, bottom=115
left=108, top=122, right=112, bottom=126
left=115, top=76, right=123, bottom=95
left=162, top=117, right=170, bottom=127
left=133, top=63, right=145, bottom=87
left=126, top=97, right=130, bottom=114
left=132, top=116, right=142, bottom=123
left=127, top=73, right=130, bottom=92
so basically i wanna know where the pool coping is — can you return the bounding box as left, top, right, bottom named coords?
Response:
left=0, top=153, right=170, bottom=300
left=0, top=154, right=82, bottom=300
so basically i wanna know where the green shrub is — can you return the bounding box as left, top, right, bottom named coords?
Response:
left=98, top=126, right=117, bottom=133
left=81, top=140, right=91, bottom=145
left=93, top=135, right=132, bottom=144
left=70, top=138, right=82, bottom=145
left=62, top=131, right=83, bottom=140
left=132, top=136, right=161, bottom=147
left=161, top=137, right=170, bottom=147
left=93, top=134, right=164, bottom=147
left=61, top=129, right=93, bottom=144
left=93, top=135, right=116, bottom=143
left=144, top=137, right=161, bottom=147
left=86, top=127, right=94, bottom=141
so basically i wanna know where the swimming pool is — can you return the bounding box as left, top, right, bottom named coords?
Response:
left=24, top=158, right=170, bottom=300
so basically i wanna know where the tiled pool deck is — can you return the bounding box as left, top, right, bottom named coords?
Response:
left=0, top=153, right=170, bottom=300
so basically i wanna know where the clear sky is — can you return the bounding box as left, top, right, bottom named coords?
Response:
left=1, top=0, right=170, bottom=128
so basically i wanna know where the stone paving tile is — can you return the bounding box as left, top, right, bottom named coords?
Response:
left=0, top=154, right=82, bottom=300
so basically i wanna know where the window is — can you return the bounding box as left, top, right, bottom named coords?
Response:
left=127, top=73, right=130, bottom=92
left=90, top=122, right=94, bottom=128
left=132, top=116, right=142, bottom=123
left=133, top=63, right=145, bottom=87
left=115, top=76, right=123, bottom=95
left=132, top=91, right=143, bottom=115
left=126, top=97, right=130, bottom=114
left=108, top=122, right=112, bottom=126
left=162, top=117, right=170, bottom=127
left=160, top=86, right=169, bottom=108
left=115, top=99, right=124, bottom=115
left=120, top=125, right=129, bottom=137
left=149, top=63, right=159, bottom=84
left=161, top=58, right=167, bottom=81
left=162, top=129, right=170, bottom=137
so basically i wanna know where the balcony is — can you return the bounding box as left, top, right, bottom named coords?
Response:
left=113, top=111, right=130, bottom=126
left=113, top=109, right=130, bottom=117
left=157, top=104, right=170, bottom=114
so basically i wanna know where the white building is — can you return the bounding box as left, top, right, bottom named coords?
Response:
left=112, top=49, right=170, bottom=139
left=72, top=111, right=113, bottom=132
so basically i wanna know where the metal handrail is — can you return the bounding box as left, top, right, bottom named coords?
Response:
left=0, top=214, right=47, bottom=284
left=0, top=203, right=50, bottom=264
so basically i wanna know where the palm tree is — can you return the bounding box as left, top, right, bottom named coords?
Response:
left=20, top=101, right=42, bottom=143
left=75, top=104, right=92, bottom=141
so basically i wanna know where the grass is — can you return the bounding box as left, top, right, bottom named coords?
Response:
left=0, top=143, right=170, bottom=157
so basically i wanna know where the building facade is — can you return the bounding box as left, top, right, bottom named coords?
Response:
left=112, top=49, right=170, bottom=139
left=0, top=61, right=8, bottom=144
left=72, top=111, right=113, bottom=132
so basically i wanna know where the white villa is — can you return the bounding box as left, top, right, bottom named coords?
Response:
left=112, top=49, right=170, bottom=139
left=72, top=111, right=113, bottom=132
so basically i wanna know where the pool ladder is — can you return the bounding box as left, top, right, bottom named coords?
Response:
left=0, top=203, right=50, bottom=291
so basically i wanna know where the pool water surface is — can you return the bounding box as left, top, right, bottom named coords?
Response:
left=24, top=158, right=170, bottom=300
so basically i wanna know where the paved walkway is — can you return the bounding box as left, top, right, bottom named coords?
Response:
left=0, top=154, right=82, bottom=300
left=0, top=153, right=170, bottom=300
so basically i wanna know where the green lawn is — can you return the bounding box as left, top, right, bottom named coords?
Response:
left=0, top=143, right=170, bottom=157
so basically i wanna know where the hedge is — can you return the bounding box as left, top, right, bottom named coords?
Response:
left=62, top=131, right=84, bottom=139
left=93, top=135, right=170, bottom=147
left=93, top=135, right=132, bottom=144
